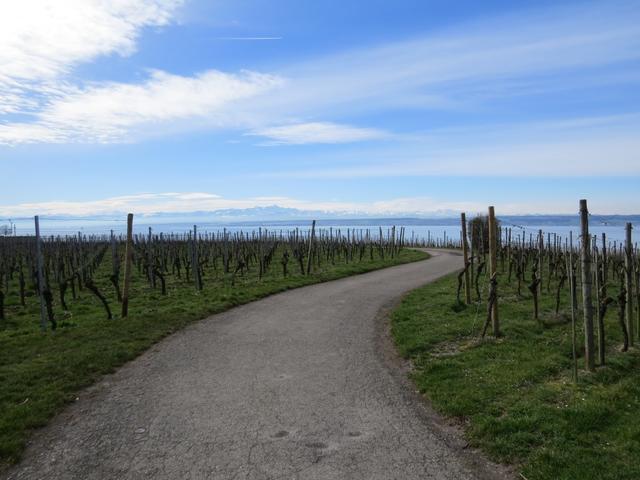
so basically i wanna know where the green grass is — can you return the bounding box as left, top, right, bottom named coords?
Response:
left=0, top=247, right=428, bottom=469
left=392, top=266, right=640, bottom=480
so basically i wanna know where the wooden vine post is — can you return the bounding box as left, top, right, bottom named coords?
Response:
left=121, top=213, right=134, bottom=318
left=461, top=213, right=471, bottom=304
left=599, top=232, right=608, bottom=366
left=77, top=231, right=84, bottom=284
left=192, top=225, right=202, bottom=291
left=625, top=223, right=634, bottom=345
left=306, top=220, right=316, bottom=275
left=594, top=244, right=605, bottom=365
left=488, top=206, right=500, bottom=336
left=148, top=227, right=155, bottom=288
left=568, top=231, right=578, bottom=381
left=34, top=216, right=47, bottom=332
left=579, top=199, right=595, bottom=371
left=538, top=229, right=544, bottom=296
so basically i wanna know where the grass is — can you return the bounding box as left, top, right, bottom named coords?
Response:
left=0, top=247, right=428, bottom=469
left=391, top=264, right=640, bottom=480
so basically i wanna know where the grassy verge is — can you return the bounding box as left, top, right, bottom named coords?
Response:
left=0, top=248, right=428, bottom=468
left=392, top=270, right=640, bottom=480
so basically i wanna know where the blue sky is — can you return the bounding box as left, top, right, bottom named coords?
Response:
left=1, top=0, right=639, bottom=217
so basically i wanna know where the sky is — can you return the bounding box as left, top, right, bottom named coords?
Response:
left=1, top=0, right=639, bottom=218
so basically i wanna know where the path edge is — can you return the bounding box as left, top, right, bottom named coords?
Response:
left=374, top=250, right=516, bottom=480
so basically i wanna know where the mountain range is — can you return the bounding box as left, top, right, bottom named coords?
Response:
left=4, top=205, right=638, bottom=227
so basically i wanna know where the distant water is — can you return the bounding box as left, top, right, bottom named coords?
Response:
left=4, top=218, right=635, bottom=245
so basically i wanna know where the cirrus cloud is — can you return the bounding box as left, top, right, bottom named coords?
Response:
left=249, top=122, right=388, bottom=145
left=0, top=70, right=283, bottom=144
left=0, top=0, right=183, bottom=83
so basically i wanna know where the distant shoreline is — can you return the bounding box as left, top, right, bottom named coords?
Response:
left=3, top=215, right=636, bottom=244
left=3, top=214, right=639, bottom=227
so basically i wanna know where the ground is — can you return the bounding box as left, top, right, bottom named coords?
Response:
left=392, top=268, right=640, bottom=480
left=2, top=250, right=508, bottom=480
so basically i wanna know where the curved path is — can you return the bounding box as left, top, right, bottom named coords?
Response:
left=5, top=250, right=505, bottom=480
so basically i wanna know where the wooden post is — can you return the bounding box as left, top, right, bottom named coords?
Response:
left=547, top=232, right=552, bottom=293
left=579, top=199, right=595, bottom=371
left=506, top=227, right=512, bottom=281
left=306, top=220, right=316, bottom=275
left=77, top=231, right=84, bottom=284
left=147, top=226, right=155, bottom=287
left=601, top=233, right=608, bottom=286
left=192, top=225, right=202, bottom=290
left=121, top=213, right=134, bottom=318
left=391, top=225, right=396, bottom=257
left=461, top=213, right=471, bottom=304
left=488, top=206, right=500, bottom=336
left=625, top=223, right=634, bottom=345
left=594, top=247, right=605, bottom=365
left=538, top=229, right=544, bottom=296
left=636, top=245, right=640, bottom=343
left=568, top=231, right=578, bottom=381
left=34, top=216, right=47, bottom=332
left=110, top=229, right=117, bottom=274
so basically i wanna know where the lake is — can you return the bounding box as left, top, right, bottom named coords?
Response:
left=5, top=218, right=636, bottom=245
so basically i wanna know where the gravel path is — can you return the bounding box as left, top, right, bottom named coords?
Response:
left=4, top=250, right=508, bottom=480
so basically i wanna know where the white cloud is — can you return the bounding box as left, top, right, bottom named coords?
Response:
left=1, top=0, right=640, bottom=154
left=0, top=0, right=194, bottom=143
left=260, top=1, right=640, bottom=117
left=0, top=192, right=636, bottom=217
left=0, top=192, right=484, bottom=217
left=0, top=70, right=282, bottom=144
left=263, top=114, right=640, bottom=177
left=0, top=0, right=182, bottom=83
left=0, top=123, right=66, bottom=144
left=249, top=122, right=387, bottom=145
left=0, top=192, right=358, bottom=217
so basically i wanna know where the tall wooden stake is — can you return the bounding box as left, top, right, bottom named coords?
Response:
left=192, top=225, right=202, bottom=291
left=579, top=199, right=595, bottom=371
left=538, top=229, right=544, bottom=296
left=147, top=226, right=155, bottom=288
left=306, top=220, right=316, bottom=275
left=461, top=213, right=471, bottom=304
left=594, top=247, right=605, bottom=365
left=625, top=223, right=634, bottom=345
left=121, top=213, right=134, bottom=318
left=488, top=206, right=500, bottom=336
left=568, top=231, right=578, bottom=381
left=34, top=216, right=47, bottom=332
left=602, top=233, right=608, bottom=286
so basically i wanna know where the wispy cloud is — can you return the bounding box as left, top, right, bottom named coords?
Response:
left=0, top=0, right=182, bottom=83
left=215, top=37, right=283, bottom=41
left=262, top=114, right=640, bottom=177
left=248, top=122, right=388, bottom=145
left=0, top=192, right=361, bottom=217
left=1, top=70, right=282, bottom=144
left=0, top=0, right=195, bottom=143
left=1, top=191, right=636, bottom=217
left=1, top=0, right=640, bottom=150
left=0, top=192, right=530, bottom=217
left=242, top=2, right=640, bottom=122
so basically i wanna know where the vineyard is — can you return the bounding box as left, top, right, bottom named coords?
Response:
left=0, top=219, right=424, bottom=328
left=392, top=200, right=640, bottom=480
left=456, top=201, right=639, bottom=374
left=2, top=202, right=638, bottom=476
left=0, top=216, right=427, bottom=466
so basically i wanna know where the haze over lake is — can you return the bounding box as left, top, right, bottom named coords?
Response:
left=6, top=215, right=637, bottom=244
